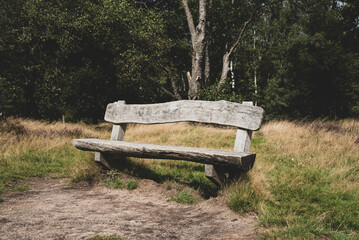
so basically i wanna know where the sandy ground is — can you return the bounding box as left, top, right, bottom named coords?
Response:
left=0, top=178, right=259, bottom=240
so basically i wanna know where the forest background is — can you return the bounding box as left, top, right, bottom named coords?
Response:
left=1, top=0, right=358, bottom=122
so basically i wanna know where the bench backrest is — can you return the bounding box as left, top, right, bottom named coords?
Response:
left=104, top=100, right=264, bottom=131
left=98, top=100, right=264, bottom=182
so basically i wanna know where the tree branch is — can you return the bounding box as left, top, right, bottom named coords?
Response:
left=217, top=5, right=266, bottom=91
left=228, top=20, right=251, bottom=56
left=158, top=63, right=182, bottom=100
left=160, top=85, right=180, bottom=100
left=164, top=65, right=182, bottom=100
left=182, top=0, right=196, bottom=44
left=228, top=6, right=266, bottom=56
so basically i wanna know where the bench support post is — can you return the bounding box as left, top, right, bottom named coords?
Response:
left=95, top=124, right=126, bottom=168
left=205, top=101, right=254, bottom=187
left=110, top=124, right=126, bottom=141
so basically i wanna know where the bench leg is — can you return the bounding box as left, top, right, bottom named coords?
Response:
left=205, top=164, right=244, bottom=187
left=205, top=164, right=223, bottom=187
left=94, top=123, right=127, bottom=169
left=94, top=152, right=112, bottom=169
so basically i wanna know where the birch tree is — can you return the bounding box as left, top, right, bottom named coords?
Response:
left=181, top=0, right=268, bottom=99
left=181, top=0, right=207, bottom=99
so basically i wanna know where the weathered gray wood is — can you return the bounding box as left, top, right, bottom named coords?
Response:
left=74, top=139, right=256, bottom=169
left=205, top=101, right=255, bottom=186
left=104, top=100, right=264, bottom=131
left=95, top=124, right=127, bottom=167
left=94, top=151, right=111, bottom=169
left=206, top=127, right=252, bottom=183
left=234, top=101, right=253, bottom=152
left=111, top=124, right=126, bottom=141
left=234, top=129, right=252, bottom=152
left=204, top=164, right=222, bottom=187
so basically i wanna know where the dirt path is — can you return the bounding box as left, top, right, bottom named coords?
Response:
left=0, top=178, right=259, bottom=240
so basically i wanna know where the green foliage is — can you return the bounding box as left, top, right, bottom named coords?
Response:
left=0, top=0, right=173, bottom=122
left=201, top=83, right=242, bottom=103
left=168, top=190, right=196, bottom=205
left=257, top=0, right=359, bottom=119
left=0, top=0, right=358, bottom=120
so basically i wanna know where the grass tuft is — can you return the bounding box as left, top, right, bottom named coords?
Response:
left=13, top=185, right=30, bottom=192
left=228, top=181, right=259, bottom=214
left=126, top=179, right=138, bottom=190
left=103, top=171, right=138, bottom=190
left=112, top=178, right=124, bottom=189
left=87, top=235, right=124, bottom=240
left=168, top=190, right=196, bottom=205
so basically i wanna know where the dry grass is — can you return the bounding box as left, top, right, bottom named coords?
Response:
left=256, top=120, right=359, bottom=193
left=1, top=117, right=358, bottom=238
left=125, top=122, right=236, bottom=149
left=0, top=118, right=109, bottom=157
left=247, top=119, right=359, bottom=239
left=0, top=118, right=109, bottom=191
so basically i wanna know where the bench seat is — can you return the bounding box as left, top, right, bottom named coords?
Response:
left=74, top=138, right=256, bottom=171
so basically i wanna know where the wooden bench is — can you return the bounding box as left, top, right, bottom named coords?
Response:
left=74, top=100, right=264, bottom=186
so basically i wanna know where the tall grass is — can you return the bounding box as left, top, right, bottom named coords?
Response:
left=0, top=118, right=358, bottom=238
left=0, top=118, right=108, bottom=193
left=248, top=120, right=359, bottom=239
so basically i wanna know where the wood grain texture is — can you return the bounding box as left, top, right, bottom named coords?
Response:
left=74, top=139, right=256, bottom=169
left=104, top=100, right=264, bottom=131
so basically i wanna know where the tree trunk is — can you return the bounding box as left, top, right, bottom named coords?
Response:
left=182, top=0, right=207, bottom=100
left=189, top=44, right=205, bottom=99
left=218, top=52, right=230, bottom=90
left=204, top=43, right=210, bottom=87
left=204, top=0, right=212, bottom=87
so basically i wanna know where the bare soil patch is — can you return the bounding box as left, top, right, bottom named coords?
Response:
left=0, top=178, right=259, bottom=240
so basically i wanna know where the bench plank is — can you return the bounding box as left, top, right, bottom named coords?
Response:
left=74, top=139, right=256, bottom=170
left=104, top=100, right=264, bottom=131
